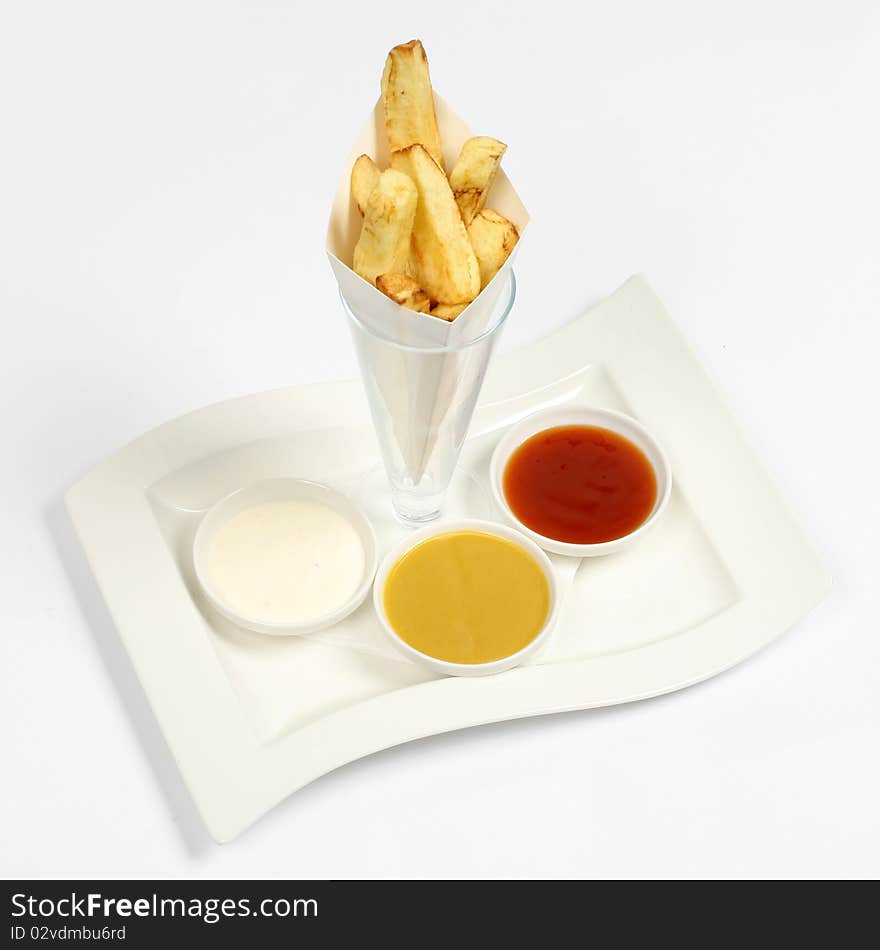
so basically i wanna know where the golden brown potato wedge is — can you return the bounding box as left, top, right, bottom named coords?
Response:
left=390, top=145, right=480, bottom=305
left=381, top=40, right=444, bottom=171
left=376, top=273, right=431, bottom=313
left=353, top=169, right=417, bottom=285
left=351, top=154, right=381, bottom=215
left=449, top=136, right=507, bottom=226
left=467, top=208, right=519, bottom=289
left=429, top=302, right=468, bottom=322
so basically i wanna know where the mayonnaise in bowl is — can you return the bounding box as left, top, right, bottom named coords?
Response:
left=194, top=479, right=377, bottom=636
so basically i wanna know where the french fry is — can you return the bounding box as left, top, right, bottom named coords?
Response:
left=351, top=154, right=380, bottom=215
left=467, top=208, right=519, bottom=289
left=381, top=40, right=445, bottom=171
left=429, top=302, right=468, bottom=322
left=391, top=145, right=480, bottom=305
left=449, top=136, right=506, bottom=226
left=352, top=169, right=417, bottom=285
left=376, top=273, right=431, bottom=313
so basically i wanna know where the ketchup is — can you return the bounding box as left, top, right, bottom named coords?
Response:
left=503, top=425, right=657, bottom=544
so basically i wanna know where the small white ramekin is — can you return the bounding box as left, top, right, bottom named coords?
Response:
left=193, top=478, right=377, bottom=636
left=372, top=519, right=561, bottom=677
left=490, top=406, right=672, bottom=557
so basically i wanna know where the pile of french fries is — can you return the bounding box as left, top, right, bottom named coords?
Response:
left=351, top=40, right=519, bottom=322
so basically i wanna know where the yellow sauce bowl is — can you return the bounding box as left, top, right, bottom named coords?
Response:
left=373, top=520, right=560, bottom=676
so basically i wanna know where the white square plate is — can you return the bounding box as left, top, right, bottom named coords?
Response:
left=66, top=276, right=829, bottom=842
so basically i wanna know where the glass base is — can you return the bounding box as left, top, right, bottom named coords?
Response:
left=393, top=501, right=442, bottom=526
left=390, top=483, right=445, bottom=526
left=351, top=464, right=491, bottom=551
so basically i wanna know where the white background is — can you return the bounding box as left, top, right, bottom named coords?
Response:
left=2, top=0, right=878, bottom=879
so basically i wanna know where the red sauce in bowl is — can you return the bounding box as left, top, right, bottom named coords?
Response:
left=502, top=425, right=658, bottom=544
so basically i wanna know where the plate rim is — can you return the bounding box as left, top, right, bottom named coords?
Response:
left=66, top=275, right=831, bottom=842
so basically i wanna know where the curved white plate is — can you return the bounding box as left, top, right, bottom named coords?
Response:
left=65, top=276, right=829, bottom=842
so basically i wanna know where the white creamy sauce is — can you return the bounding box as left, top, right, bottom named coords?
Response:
left=207, top=500, right=365, bottom=624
